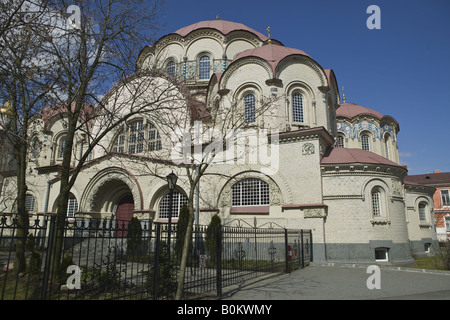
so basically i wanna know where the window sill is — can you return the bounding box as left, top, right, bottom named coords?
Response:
left=230, top=206, right=269, bottom=214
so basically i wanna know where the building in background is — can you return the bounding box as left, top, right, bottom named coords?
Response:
left=405, top=171, right=450, bottom=243
left=0, top=19, right=438, bottom=264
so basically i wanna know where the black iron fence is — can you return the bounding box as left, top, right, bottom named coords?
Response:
left=0, top=214, right=312, bottom=300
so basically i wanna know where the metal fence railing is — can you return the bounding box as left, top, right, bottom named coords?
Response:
left=0, top=214, right=312, bottom=300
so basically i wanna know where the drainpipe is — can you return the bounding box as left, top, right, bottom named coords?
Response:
left=195, top=164, right=200, bottom=256
left=43, top=177, right=52, bottom=220
left=195, top=164, right=199, bottom=227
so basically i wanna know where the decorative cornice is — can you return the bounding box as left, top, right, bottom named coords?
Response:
left=404, top=183, right=436, bottom=196
left=269, top=126, right=335, bottom=146
left=370, top=219, right=391, bottom=226
left=282, top=203, right=327, bottom=211
left=265, top=78, right=283, bottom=87
left=318, top=86, right=330, bottom=94
left=321, top=164, right=407, bottom=179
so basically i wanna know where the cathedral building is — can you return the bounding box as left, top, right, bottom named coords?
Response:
left=0, top=20, right=437, bottom=264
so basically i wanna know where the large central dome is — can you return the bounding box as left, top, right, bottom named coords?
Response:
left=174, top=20, right=268, bottom=41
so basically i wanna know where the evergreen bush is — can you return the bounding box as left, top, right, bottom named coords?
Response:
left=205, top=214, right=221, bottom=263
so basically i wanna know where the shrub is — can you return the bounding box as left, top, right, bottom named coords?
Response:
left=127, top=217, right=143, bottom=256
left=28, top=249, right=42, bottom=275
left=175, top=204, right=191, bottom=261
left=205, top=214, right=221, bottom=262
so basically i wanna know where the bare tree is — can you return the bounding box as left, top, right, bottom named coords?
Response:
left=0, top=0, right=61, bottom=273
left=134, top=79, right=281, bottom=298
left=37, top=0, right=166, bottom=274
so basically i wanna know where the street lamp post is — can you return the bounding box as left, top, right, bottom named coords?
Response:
left=166, top=171, right=178, bottom=255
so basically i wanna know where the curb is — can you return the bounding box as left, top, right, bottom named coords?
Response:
left=310, top=262, right=450, bottom=276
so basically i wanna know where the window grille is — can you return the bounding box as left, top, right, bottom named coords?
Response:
left=25, top=194, right=35, bottom=213
left=159, top=191, right=188, bottom=219
left=337, top=135, right=344, bottom=148
left=166, top=61, right=176, bottom=78
left=59, top=137, right=66, bottom=158
left=128, top=120, right=144, bottom=154
left=361, top=134, right=370, bottom=151
left=371, top=191, right=381, bottom=216
left=232, top=178, right=269, bottom=207
left=31, top=139, right=40, bottom=159
left=148, top=123, right=162, bottom=151
left=419, top=202, right=426, bottom=221
left=198, top=56, right=210, bottom=80
left=113, top=121, right=161, bottom=154
left=67, top=197, right=78, bottom=218
left=244, top=94, right=256, bottom=124
left=292, top=93, right=304, bottom=122
left=113, top=133, right=125, bottom=153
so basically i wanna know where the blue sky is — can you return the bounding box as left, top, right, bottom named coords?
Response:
left=153, top=0, right=450, bottom=175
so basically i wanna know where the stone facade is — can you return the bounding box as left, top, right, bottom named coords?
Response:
left=0, top=19, right=438, bottom=265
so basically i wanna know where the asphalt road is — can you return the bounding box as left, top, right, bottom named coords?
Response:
left=222, top=264, right=450, bottom=300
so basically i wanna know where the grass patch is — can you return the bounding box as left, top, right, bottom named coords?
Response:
left=411, top=256, right=444, bottom=270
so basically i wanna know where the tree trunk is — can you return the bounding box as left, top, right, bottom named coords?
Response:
left=49, top=108, right=77, bottom=279
left=175, top=203, right=195, bottom=300
left=14, top=114, right=29, bottom=275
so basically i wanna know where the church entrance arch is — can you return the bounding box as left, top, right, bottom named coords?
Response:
left=80, top=167, right=143, bottom=215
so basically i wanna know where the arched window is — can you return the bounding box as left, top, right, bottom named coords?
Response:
left=371, top=187, right=382, bottom=217
left=292, top=92, right=304, bottom=122
left=231, top=178, right=269, bottom=207
left=113, top=130, right=125, bottom=153
left=158, top=190, right=188, bottom=219
left=244, top=93, right=256, bottom=124
left=58, top=135, right=66, bottom=158
left=198, top=55, right=210, bottom=80
left=128, top=120, right=145, bottom=154
left=361, top=133, right=370, bottom=151
left=148, top=123, right=162, bottom=151
left=25, top=194, right=36, bottom=213
left=418, top=202, right=427, bottom=221
left=384, top=134, right=391, bottom=159
left=67, top=194, right=78, bottom=218
left=112, top=120, right=162, bottom=154
left=31, top=138, right=40, bottom=159
left=166, top=60, right=176, bottom=78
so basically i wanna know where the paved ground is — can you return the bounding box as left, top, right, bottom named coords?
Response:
left=222, top=263, right=450, bottom=300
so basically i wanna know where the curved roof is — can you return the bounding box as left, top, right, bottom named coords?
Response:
left=231, top=44, right=311, bottom=77
left=336, top=102, right=399, bottom=130
left=321, top=147, right=402, bottom=167
left=336, top=102, right=383, bottom=120
left=174, top=20, right=268, bottom=41
left=39, top=101, right=95, bottom=129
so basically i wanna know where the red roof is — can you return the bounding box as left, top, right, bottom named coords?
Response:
left=336, top=102, right=383, bottom=120
left=40, top=101, right=95, bottom=129
left=232, top=44, right=311, bottom=77
left=404, top=171, right=450, bottom=185
left=174, top=20, right=268, bottom=41
left=321, top=147, right=402, bottom=167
